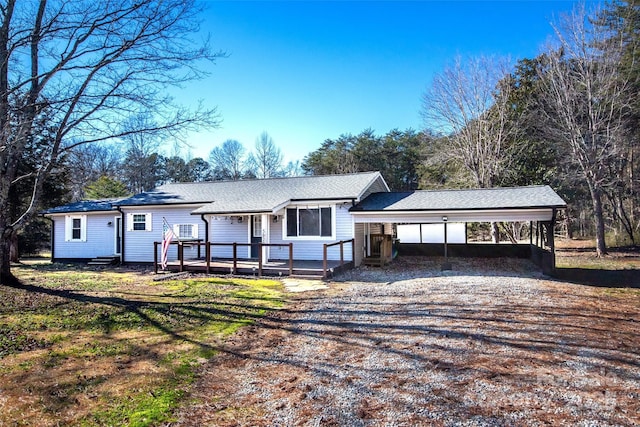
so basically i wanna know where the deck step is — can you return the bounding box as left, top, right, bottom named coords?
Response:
left=88, top=256, right=119, bottom=266
left=362, top=257, right=386, bottom=267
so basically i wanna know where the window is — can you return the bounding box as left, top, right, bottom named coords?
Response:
left=64, top=215, right=87, bottom=242
left=133, top=214, right=146, bottom=231
left=126, top=213, right=152, bottom=231
left=72, top=218, right=82, bottom=240
left=286, top=207, right=332, bottom=238
left=173, top=224, right=199, bottom=239
left=253, top=216, right=262, bottom=238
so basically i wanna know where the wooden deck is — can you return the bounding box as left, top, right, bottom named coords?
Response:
left=154, top=239, right=356, bottom=279
left=161, top=258, right=352, bottom=279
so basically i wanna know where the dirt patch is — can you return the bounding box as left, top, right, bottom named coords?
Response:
left=174, top=258, right=640, bottom=426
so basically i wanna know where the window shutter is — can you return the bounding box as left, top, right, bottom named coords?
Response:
left=145, top=213, right=152, bottom=231
left=191, top=224, right=199, bottom=238
left=80, top=215, right=87, bottom=242
left=64, top=216, right=72, bottom=241
left=126, top=213, right=134, bottom=231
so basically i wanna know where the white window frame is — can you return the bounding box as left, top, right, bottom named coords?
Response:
left=64, top=215, right=87, bottom=242
left=126, top=213, right=152, bottom=231
left=173, top=223, right=199, bottom=239
left=283, top=205, right=335, bottom=240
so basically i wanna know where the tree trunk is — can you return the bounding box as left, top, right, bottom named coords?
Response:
left=490, top=222, right=500, bottom=244
left=565, top=213, right=573, bottom=239
left=590, top=186, right=608, bottom=257
left=0, top=223, right=16, bottom=285
left=9, top=231, right=19, bottom=263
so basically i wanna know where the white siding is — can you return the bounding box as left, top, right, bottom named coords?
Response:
left=271, top=204, right=354, bottom=261
left=354, top=223, right=365, bottom=266
left=52, top=213, right=117, bottom=259
left=123, top=206, right=206, bottom=263
left=268, top=216, right=291, bottom=261
left=383, top=223, right=394, bottom=235
left=369, top=223, right=383, bottom=234
left=209, top=216, right=250, bottom=258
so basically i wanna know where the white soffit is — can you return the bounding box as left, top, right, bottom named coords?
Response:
left=350, top=208, right=555, bottom=223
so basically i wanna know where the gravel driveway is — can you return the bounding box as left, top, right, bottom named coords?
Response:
left=174, top=258, right=640, bottom=426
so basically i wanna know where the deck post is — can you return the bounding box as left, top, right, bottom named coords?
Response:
left=288, top=243, right=293, bottom=276
left=206, top=242, right=211, bottom=274
left=529, top=221, right=533, bottom=245
left=154, top=242, right=158, bottom=274
left=233, top=243, right=237, bottom=274
left=351, top=238, right=355, bottom=265
left=323, top=244, right=328, bottom=279
left=258, top=243, right=263, bottom=276
left=178, top=242, right=184, bottom=272
left=340, top=241, right=344, bottom=267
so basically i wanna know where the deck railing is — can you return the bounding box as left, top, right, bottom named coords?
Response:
left=322, top=239, right=355, bottom=279
left=154, top=241, right=294, bottom=275
left=154, top=239, right=354, bottom=278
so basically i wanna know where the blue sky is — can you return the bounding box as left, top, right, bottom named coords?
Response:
left=179, top=0, right=579, bottom=164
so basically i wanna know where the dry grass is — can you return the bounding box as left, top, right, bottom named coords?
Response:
left=0, top=263, right=285, bottom=426
left=555, top=238, right=640, bottom=270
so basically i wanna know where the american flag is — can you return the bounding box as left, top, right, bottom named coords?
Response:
left=161, top=218, right=175, bottom=270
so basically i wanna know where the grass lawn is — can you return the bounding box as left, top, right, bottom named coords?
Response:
left=555, top=238, right=640, bottom=270
left=0, top=263, right=286, bottom=426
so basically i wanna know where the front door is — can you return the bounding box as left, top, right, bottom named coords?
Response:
left=114, top=217, right=122, bottom=256
left=250, top=215, right=262, bottom=258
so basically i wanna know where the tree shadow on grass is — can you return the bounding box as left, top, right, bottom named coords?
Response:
left=3, top=270, right=640, bottom=426
left=1, top=273, right=281, bottom=365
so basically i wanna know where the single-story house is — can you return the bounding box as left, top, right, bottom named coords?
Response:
left=43, top=171, right=566, bottom=276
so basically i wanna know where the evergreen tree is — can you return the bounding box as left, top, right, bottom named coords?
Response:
left=84, top=176, right=130, bottom=199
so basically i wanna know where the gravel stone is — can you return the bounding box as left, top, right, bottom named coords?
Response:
left=174, top=257, right=640, bottom=427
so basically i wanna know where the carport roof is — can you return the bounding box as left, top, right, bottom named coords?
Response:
left=351, top=185, right=566, bottom=212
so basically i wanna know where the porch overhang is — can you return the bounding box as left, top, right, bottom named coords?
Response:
left=350, top=207, right=557, bottom=224
left=191, top=210, right=273, bottom=217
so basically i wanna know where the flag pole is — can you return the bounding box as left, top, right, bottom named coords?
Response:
left=161, top=217, right=177, bottom=271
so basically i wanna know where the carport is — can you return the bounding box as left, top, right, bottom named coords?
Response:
left=350, top=185, right=567, bottom=273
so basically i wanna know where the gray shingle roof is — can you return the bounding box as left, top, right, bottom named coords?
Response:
left=42, top=198, right=123, bottom=214
left=351, top=185, right=566, bottom=212
left=116, top=172, right=383, bottom=214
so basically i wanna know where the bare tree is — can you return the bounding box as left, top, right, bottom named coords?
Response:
left=0, top=0, right=222, bottom=281
left=249, top=132, right=283, bottom=179
left=539, top=4, right=632, bottom=256
left=422, top=55, right=517, bottom=188
left=283, top=160, right=304, bottom=177
left=209, top=139, right=249, bottom=180
left=120, top=114, right=165, bottom=193
left=422, top=55, right=518, bottom=242
left=66, top=143, right=123, bottom=200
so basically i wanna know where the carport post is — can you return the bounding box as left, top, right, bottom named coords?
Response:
left=442, top=216, right=452, bottom=271
left=550, top=209, right=557, bottom=272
